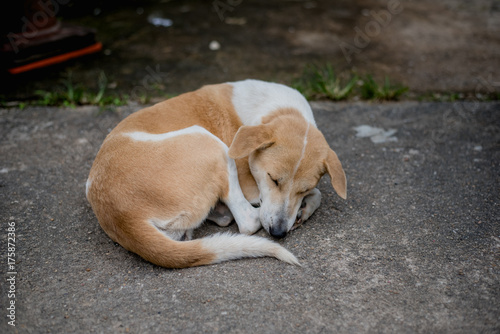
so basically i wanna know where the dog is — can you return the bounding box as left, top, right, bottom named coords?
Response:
left=86, top=79, right=346, bottom=268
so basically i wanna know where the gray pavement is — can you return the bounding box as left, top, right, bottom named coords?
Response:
left=0, top=101, right=499, bottom=333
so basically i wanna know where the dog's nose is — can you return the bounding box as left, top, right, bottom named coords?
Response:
left=269, top=225, right=287, bottom=239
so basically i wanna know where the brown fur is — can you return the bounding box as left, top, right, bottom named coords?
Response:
left=87, top=134, right=230, bottom=268
left=87, top=84, right=246, bottom=268
left=112, top=84, right=241, bottom=145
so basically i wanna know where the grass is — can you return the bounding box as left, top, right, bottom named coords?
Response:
left=360, top=75, right=409, bottom=101
left=34, top=71, right=128, bottom=108
left=1, top=75, right=178, bottom=109
left=1, top=64, right=497, bottom=108
left=292, top=64, right=358, bottom=101
left=0, top=71, right=129, bottom=110
left=293, top=64, right=409, bottom=101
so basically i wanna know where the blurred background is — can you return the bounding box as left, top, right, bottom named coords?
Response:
left=1, top=0, right=499, bottom=106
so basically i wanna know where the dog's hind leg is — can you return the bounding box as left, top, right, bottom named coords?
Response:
left=181, top=229, right=194, bottom=241
left=207, top=202, right=234, bottom=227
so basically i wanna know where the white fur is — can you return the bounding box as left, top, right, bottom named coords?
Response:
left=125, top=125, right=225, bottom=145
left=292, top=122, right=310, bottom=179
left=229, top=79, right=316, bottom=126
left=85, top=178, right=92, bottom=198
left=149, top=214, right=193, bottom=241
left=201, top=232, right=300, bottom=265
left=223, top=156, right=261, bottom=235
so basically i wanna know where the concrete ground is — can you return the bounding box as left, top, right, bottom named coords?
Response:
left=1, top=100, right=498, bottom=333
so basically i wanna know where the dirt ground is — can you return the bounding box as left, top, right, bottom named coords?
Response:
left=2, top=0, right=499, bottom=101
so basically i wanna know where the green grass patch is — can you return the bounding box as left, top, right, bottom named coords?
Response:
left=360, top=75, right=409, bottom=101
left=292, top=64, right=358, bottom=101
left=34, top=71, right=128, bottom=108
left=293, top=64, right=409, bottom=101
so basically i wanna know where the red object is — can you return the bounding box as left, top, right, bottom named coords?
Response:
left=8, top=41, right=102, bottom=74
left=1, top=0, right=102, bottom=74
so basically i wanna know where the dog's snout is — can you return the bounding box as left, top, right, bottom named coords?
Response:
left=269, top=224, right=287, bottom=239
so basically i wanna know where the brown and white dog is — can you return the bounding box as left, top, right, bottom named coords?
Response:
left=86, top=79, right=346, bottom=268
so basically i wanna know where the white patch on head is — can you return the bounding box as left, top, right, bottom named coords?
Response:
left=291, top=122, right=310, bottom=180
left=229, top=79, right=316, bottom=126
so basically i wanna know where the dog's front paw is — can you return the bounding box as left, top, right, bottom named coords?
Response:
left=292, top=189, right=322, bottom=230
left=292, top=201, right=307, bottom=230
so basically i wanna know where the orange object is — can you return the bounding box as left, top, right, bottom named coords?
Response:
left=8, top=42, right=102, bottom=74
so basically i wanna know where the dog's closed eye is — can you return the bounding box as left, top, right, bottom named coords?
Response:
left=268, top=173, right=279, bottom=187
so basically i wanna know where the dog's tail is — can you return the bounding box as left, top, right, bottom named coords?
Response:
left=115, top=221, right=300, bottom=268
left=199, top=232, right=300, bottom=266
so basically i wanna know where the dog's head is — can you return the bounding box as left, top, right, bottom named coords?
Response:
left=228, top=109, right=346, bottom=238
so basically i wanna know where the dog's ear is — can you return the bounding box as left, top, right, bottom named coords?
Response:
left=228, top=125, right=274, bottom=159
left=324, top=149, right=347, bottom=199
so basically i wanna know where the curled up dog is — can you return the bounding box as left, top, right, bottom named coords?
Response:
left=86, top=80, right=346, bottom=268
